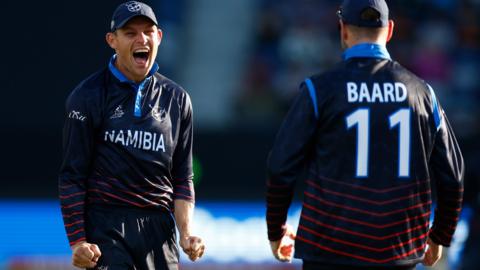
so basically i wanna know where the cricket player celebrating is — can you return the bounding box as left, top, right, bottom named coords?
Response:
left=266, top=0, right=464, bottom=269
left=59, top=2, right=204, bottom=269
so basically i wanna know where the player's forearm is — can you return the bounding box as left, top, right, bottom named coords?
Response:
left=174, top=199, right=194, bottom=237
left=429, top=115, right=464, bottom=246
left=59, top=176, right=87, bottom=246
left=429, top=182, right=464, bottom=246
left=266, top=179, right=294, bottom=241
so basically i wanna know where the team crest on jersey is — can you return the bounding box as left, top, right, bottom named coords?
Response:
left=110, top=105, right=125, bottom=119
left=149, top=104, right=166, bottom=122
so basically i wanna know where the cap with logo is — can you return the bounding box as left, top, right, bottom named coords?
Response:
left=110, top=1, right=158, bottom=32
left=337, top=0, right=389, bottom=28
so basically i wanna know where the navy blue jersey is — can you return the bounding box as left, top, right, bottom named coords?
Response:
left=59, top=57, right=194, bottom=246
left=266, top=44, right=464, bottom=267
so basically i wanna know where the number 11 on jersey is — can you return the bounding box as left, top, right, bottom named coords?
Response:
left=346, top=108, right=411, bottom=178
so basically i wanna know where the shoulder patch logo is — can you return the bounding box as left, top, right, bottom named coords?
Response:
left=68, top=110, right=87, bottom=122
left=110, top=105, right=125, bottom=119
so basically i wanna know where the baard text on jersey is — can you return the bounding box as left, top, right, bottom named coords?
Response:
left=346, top=82, right=407, bottom=103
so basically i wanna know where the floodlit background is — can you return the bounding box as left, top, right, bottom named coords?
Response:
left=0, top=0, right=479, bottom=269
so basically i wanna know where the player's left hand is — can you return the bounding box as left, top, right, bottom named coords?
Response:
left=422, top=237, right=443, bottom=267
left=270, top=224, right=296, bottom=262
left=180, top=235, right=205, bottom=261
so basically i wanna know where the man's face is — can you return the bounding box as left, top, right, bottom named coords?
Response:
left=106, top=17, right=162, bottom=82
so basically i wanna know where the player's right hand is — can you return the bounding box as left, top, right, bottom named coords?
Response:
left=71, top=241, right=102, bottom=269
left=270, top=224, right=296, bottom=262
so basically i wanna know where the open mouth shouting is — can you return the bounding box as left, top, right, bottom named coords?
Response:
left=133, top=48, right=150, bottom=67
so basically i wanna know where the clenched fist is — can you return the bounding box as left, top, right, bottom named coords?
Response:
left=179, top=235, right=205, bottom=261
left=270, top=224, right=296, bottom=262
left=71, top=241, right=102, bottom=268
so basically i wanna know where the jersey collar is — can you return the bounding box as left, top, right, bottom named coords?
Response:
left=108, top=54, right=159, bottom=86
left=342, top=43, right=391, bottom=61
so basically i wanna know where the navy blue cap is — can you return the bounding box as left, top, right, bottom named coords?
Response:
left=110, top=1, right=158, bottom=31
left=337, top=0, right=389, bottom=28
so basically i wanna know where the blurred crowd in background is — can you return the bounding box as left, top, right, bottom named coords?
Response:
left=238, top=0, right=480, bottom=135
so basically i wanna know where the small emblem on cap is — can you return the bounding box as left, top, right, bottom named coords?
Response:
left=125, top=1, right=141, bottom=12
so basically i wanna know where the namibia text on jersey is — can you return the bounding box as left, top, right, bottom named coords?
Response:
left=104, top=130, right=165, bottom=152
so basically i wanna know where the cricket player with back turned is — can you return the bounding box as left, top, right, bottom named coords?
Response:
left=266, top=0, right=464, bottom=269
